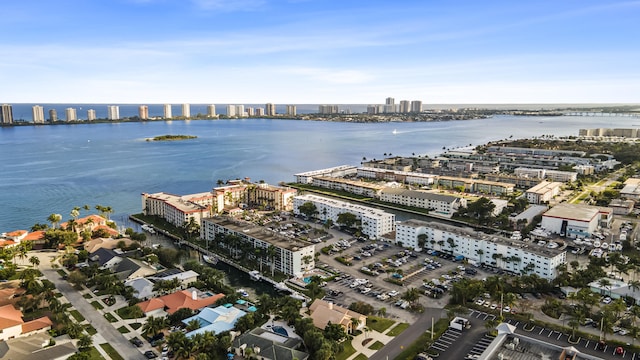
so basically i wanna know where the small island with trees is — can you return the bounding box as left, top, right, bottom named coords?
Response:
left=147, top=134, right=197, bottom=142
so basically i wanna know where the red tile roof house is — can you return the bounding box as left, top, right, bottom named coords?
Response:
left=137, top=288, right=225, bottom=317
left=0, top=304, right=53, bottom=341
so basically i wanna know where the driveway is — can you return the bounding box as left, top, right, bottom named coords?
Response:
left=34, top=252, right=147, bottom=360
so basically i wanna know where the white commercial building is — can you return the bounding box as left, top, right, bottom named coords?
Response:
left=65, top=107, right=77, bottom=121
left=525, top=181, right=562, bottom=204
left=294, top=165, right=358, bottom=184
left=201, top=217, right=315, bottom=276
left=379, top=188, right=466, bottom=217
left=207, top=104, right=216, bottom=117
left=293, top=194, right=395, bottom=239
left=396, top=219, right=566, bottom=280
left=541, top=203, right=612, bottom=239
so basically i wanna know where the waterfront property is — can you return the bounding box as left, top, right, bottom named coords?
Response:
left=200, top=216, right=315, bottom=276
left=136, top=288, right=224, bottom=316
left=294, top=165, right=358, bottom=184
left=182, top=305, right=247, bottom=337
left=142, top=191, right=213, bottom=227
left=292, top=194, right=395, bottom=239
left=356, top=166, right=437, bottom=186
left=395, top=219, right=566, bottom=280
left=310, top=176, right=385, bottom=197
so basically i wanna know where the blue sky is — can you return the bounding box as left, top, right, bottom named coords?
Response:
left=1, top=0, right=639, bottom=104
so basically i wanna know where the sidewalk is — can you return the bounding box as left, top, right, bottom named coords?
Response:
left=346, top=322, right=399, bottom=360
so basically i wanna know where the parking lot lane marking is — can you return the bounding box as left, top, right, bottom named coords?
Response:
left=547, top=331, right=553, bottom=338
left=514, top=321, right=519, bottom=327
left=585, top=340, right=589, bottom=348
left=539, top=328, right=544, bottom=335
left=604, top=345, right=608, bottom=353
left=557, top=333, right=562, bottom=340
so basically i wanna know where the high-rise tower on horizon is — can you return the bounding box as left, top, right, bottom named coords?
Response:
left=65, top=108, right=77, bottom=121
left=207, top=104, right=216, bottom=117
left=163, top=104, right=172, bottom=119
left=107, top=105, right=120, bottom=120
left=1, top=104, right=14, bottom=124
left=399, top=100, right=410, bottom=113
left=87, top=109, right=96, bottom=121
left=266, top=103, right=276, bottom=116
left=286, top=105, right=296, bottom=116
left=48, top=109, right=57, bottom=122
left=139, top=105, right=149, bottom=120
left=32, top=105, right=45, bottom=123
left=384, top=97, right=396, bottom=113
left=411, top=100, right=423, bottom=113
left=182, top=103, right=190, bottom=118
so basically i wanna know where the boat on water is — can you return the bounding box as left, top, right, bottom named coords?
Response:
left=274, top=282, right=290, bottom=292
left=237, top=289, right=249, bottom=297
left=141, top=224, right=156, bottom=234
left=249, top=270, right=262, bottom=281
left=290, top=292, right=306, bottom=301
left=392, top=129, right=398, bottom=135
left=203, top=255, right=218, bottom=265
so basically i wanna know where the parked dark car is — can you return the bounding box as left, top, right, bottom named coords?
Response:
left=144, top=350, right=158, bottom=359
left=130, top=337, right=143, bottom=347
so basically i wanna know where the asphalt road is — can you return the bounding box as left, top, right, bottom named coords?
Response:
left=34, top=252, right=147, bottom=360
left=369, top=307, right=446, bottom=360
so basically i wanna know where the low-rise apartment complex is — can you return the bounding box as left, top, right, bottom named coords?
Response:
left=142, top=192, right=213, bottom=227
left=292, top=194, right=395, bottom=239
left=395, top=219, right=566, bottom=280
left=379, top=188, right=466, bottom=217
left=525, top=181, right=562, bottom=204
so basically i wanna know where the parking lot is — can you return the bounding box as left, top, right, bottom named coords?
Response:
left=314, top=233, right=495, bottom=321
left=468, top=309, right=640, bottom=360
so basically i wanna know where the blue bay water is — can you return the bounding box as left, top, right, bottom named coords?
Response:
left=0, top=115, right=635, bottom=230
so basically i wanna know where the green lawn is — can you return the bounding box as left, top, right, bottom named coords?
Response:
left=69, top=310, right=85, bottom=322
left=100, top=343, right=124, bottom=360
left=104, top=313, right=118, bottom=323
left=84, top=324, right=97, bottom=335
left=83, top=293, right=93, bottom=299
left=91, top=301, right=104, bottom=310
left=57, top=269, right=67, bottom=277
left=117, top=325, right=130, bottom=334
left=387, top=323, right=410, bottom=336
left=368, top=341, right=385, bottom=350
left=366, top=316, right=395, bottom=333
left=85, top=346, right=106, bottom=360
left=335, top=340, right=357, bottom=360
left=130, top=322, right=142, bottom=330
left=353, top=354, right=368, bottom=360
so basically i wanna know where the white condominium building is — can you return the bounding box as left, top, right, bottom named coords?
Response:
left=292, top=194, right=395, bottom=239
left=182, top=103, right=191, bottom=118
left=395, top=219, right=566, bottom=280
left=294, top=165, right=358, bottom=184
left=142, top=192, right=213, bottom=227
left=311, top=177, right=385, bottom=198
left=286, top=105, right=296, bottom=116
left=207, top=105, right=216, bottom=117
left=357, top=167, right=437, bottom=186
left=163, top=104, right=172, bottom=119
left=379, top=188, right=466, bottom=217
left=139, top=105, right=149, bottom=120
left=107, top=105, right=120, bottom=120
left=201, top=217, right=315, bottom=276
left=87, top=109, right=96, bottom=121
left=65, top=108, right=77, bottom=121
left=32, top=105, right=45, bottom=123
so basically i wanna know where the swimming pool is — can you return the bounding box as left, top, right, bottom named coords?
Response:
left=272, top=326, right=288, bottom=337
left=303, top=277, right=311, bottom=284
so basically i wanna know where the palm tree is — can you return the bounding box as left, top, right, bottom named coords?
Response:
left=267, top=245, right=278, bottom=277
left=48, top=213, right=62, bottom=229
left=401, top=287, right=421, bottom=307
left=29, top=256, right=40, bottom=268
left=598, top=278, right=612, bottom=297
left=78, top=333, right=93, bottom=350
left=142, top=316, right=167, bottom=338
left=70, top=207, right=80, bottom=221
left=186, top=319, right=201, bottom=332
